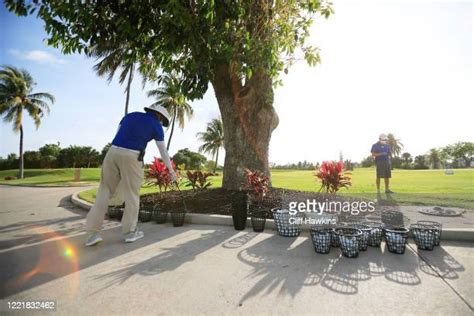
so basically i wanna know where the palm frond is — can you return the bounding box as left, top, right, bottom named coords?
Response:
left=24, top=101, right=42, bottom=129
left=28, top=92, right=55, bottom=104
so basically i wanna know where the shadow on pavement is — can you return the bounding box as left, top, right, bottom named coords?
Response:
left=222, top=231, right=259, bottom=249
left=415, top=244, right=467, bottom=279
left=236, top=234, right=469, bottom=303
left=0, top=223, right=189, bottom=299
left=89, top=227, right=239, bottom=296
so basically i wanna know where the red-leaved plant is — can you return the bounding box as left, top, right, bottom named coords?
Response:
left=244, top=169, right=269, bottom=204
left=315, top=161, right=352, bottom=193
left=146, top=158, right=178, bottom=196
left=185, top=170, right=212, bottom=191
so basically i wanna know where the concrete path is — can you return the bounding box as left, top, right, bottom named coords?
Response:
left=0, top=185, right=473, bottom=315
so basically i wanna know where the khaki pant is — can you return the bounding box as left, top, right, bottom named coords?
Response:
left=86, top=147, right=144, bottom=234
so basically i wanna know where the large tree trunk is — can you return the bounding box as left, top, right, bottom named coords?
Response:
left=19, top=125, right=24, bottom=179
left=167, top=110, right=177, bottom=151
left=124, top=63, right=134, bottom=115
left=211, top=64, right=279, bottom=190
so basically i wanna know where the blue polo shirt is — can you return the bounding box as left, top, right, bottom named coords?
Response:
left=112, top=111, right=165, bottom=151
left=371, top=142, right=391, bottom=161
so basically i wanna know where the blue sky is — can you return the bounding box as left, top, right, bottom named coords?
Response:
left=0, top=0, right=472, bottom=165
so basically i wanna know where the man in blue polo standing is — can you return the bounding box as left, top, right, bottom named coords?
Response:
left=85, top=104, right=177, bottom=246
left=371, top=133, right=395, bottom=194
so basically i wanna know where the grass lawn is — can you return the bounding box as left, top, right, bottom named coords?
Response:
left=0, top=168, right=101, bottom=186
left=1, top=168, right=472, bottom=209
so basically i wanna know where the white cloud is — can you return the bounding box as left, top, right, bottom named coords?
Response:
left=9, top=49, right=67, bottom=64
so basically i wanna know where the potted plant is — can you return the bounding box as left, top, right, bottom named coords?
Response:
left=314, top=160, right=352, bottom=194
left=146, top=157, right=177, bottom=225
left=185, top=170, right=212, bottom=191
left=312, top=161, right=352, bottom=249
left=245, top=169, right=269, bottom=232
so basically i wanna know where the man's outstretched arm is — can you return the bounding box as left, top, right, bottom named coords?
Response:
left=155, top=140, right=177, bottom=182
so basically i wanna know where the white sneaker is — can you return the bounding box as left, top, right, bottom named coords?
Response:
left=124, top=230, right=144, bottom=243
left=85, top=232, right=103, bottom=247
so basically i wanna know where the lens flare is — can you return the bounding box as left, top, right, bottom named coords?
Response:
left=5, top=225, right=81, bottom=298
left=63, top=247, right=75, bottom=258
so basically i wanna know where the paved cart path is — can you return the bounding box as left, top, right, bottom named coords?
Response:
left=0, top=185, right=473, bottom=315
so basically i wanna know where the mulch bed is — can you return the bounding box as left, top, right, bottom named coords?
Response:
left=140, top=188, right=371, bottom=221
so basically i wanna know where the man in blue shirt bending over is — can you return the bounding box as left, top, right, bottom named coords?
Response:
left=371, top=134, right=395, bottom=194
left=85, top=104, right=177, bottom=246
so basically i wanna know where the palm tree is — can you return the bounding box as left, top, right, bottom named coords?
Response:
left=90, top=45, right=136, bottom=115
left=401, top=152, right=412, bottom=169
left=147, top=73, right=193, bottom=150
left=0, top=66, right=55, bottom=178
left=427, top=148, right=441, bottom=169
left=197, top=118, right=224, bottom=173
left=387, top=133, right=403, bottom=158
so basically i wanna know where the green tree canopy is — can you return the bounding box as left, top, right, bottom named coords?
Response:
left=5, top=0, right=332, bottom=189
left=172, top=148, right=207, bottom=170
left=5, top=0, right=332, bottom=98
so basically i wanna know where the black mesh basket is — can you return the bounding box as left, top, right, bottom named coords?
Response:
left=310, top=227, right=332, bottom=254
left=116, top=208, right=124, bottom=220
left=108, top=206, right=124, bottom=221
left=345, top=223, right=371, bottom=251
left=335, top=228, right=362, bottom=258
left=410, top=223, right=436, bottom=250
left=362, top=221, right=384, bottom=247
left=384, top=226, right=409, bottom=254
left=250, top=207, right=267, bottom=232
left=152, top=205, right=168, bottom=224
left=171, top=211, right=186, bottom=227
left=330, top=224, right=347, bottom=247
left=416, top=220, right=442, bottom=246
left=381, top=210, right=404, bottom=227
left=107, top=206, right=117, bottom=219
left=139, top=206, right=153, bottom=222
left=231, top=191, right=248, bottom=230
left=272, top=209, right=303, bottom=237
left=331, top=226, right=343, bottom=247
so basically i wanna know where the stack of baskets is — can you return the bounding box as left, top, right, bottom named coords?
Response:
left=307, top=219, right=442, bottom=257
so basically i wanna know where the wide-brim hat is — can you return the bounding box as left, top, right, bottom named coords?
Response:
left=144, top=104, right=171, bottom=127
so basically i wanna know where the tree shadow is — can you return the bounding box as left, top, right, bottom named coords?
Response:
left=0, top=223, right=189, bottom=298
left=381, top=245, right=421, bottom=285
left=235, top=233, right=460, bottom=303
left=0, top=194, right=94, bottom=249
left=222, top=231, right=258, bottom=249
left=415, top=244, right=466, bottom=280
left=88, top=228, right=238, bottom=296
left=237, top=235, right=338, bottom=302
